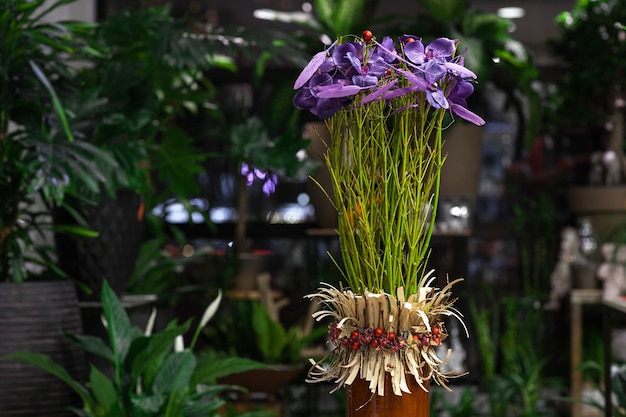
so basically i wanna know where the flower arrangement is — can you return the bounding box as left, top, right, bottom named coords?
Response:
left=293, top=31, right=484, bottom=396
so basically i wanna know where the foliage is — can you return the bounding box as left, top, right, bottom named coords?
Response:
left=71, top=5, right=225, bottom=209
left=579, top=361, right=626, bottom=417
left=0, top=0, right=118, bottom=282
left=547, top=0, right=626, bottom=186
left=430, top=386, right=481, bottom=417
left=125, top=239, right=207, bottom=298
left=4, top=280, right=269, bottom=417
left=203, top=297, right=326, bottom=365
left=470, top=296, right=563, bottom=417
left=549, top=0, right=626, bottom=137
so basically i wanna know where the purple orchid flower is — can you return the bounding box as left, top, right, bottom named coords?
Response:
left=293, top=32, right=484, bottom=125
left=447, top=79, right=486, bottom=125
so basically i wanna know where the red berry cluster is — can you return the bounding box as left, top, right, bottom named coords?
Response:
left=411, top=326, right=442, bottom=346
left=329, top=323, right=443, bottom=352
left=329, top=324, right=405, bottom=352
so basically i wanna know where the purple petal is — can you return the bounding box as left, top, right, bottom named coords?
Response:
left=262, top=177, right=277, bottom=195
left=450, top=103, right=486, bottom=126
left=382, top=85, right=419, bottom=100
left=427, top=89, right=449, bottom=109
left=444, top=62, right=477, bottom=79
left=352, top=74, right=378, bottom=88
left=394, top=67, right=429, bottom=90
left=241, top=163, right=250, bottom=176
left=361, top=79, right=398, bottom=104
left=293, top=88, right=316, bottom=110
left=316, top=84, right=363, bottom=98
left=346, top=51, right=362, bottom=73
left=422, top=60, right=446, bottom=84
left=312, top=98, right=342, bottom=119
left=426, top=38, right=455, bottom=59
left=333, top=42, right=359, bottom=70
left=451, top=80, right=475, bottom=99
left=294, top=49, right=328, bottom=89
left=373, top=36, right=397, bottom=63
left=404, top=40, right=426, bottom=64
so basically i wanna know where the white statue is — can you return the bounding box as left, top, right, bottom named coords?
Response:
left=603, top=150, right=622, bottom=185
left=546, top=227, right=581, bottom=310
left=597, top=243, right=626, bottom=299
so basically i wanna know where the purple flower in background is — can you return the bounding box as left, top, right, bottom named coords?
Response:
left=241, top=163, right=279, bottom=196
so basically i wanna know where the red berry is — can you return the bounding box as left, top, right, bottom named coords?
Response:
left=374, top=328, right=384, bottom=338
left=432, top=327, right=440, bottom=335
left=388, top=332, right=395, bottom=340
left=413, top=334, right=419, bottom=341
left=433, top=336, right=441, bottom=345
left=362, top=30, right=373, bottom=43
left=351, top=341, right=360, bottom=350
left=350, top=330, right=359, bottom=340
left=370, top=340, right=379, bottom=348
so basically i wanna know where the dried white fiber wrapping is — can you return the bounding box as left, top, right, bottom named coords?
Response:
left=305, top=272, right=467, bottom=396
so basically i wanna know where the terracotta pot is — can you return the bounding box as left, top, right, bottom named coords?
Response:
left=218, top=366, right=302, bottom=402
left=346, top=375, right=430, bottom=417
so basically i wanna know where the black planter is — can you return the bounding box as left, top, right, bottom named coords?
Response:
left=54, top=190, right=145, bottom=301
left=0, top=281, right=86, bottom=417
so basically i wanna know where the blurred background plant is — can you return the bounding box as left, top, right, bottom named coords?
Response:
left=0, top=0, right=119, bottom=283
left=547, top=0, right=626, bottom=185
left=6, top=280, right=271, bottom=417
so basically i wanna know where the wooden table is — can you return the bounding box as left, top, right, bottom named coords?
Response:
left=602, top=297, right=626, bottom=417
left=571, top=289, right=604, bottom=417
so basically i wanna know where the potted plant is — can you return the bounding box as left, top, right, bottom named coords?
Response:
left=548, top=0, right=626, bottom=243
left=202, top=273, right=327, bottom=405
left=293, top=30, right=484, bottom=416
left=224, top=114, right=315, bottom=289
left=0, top=1, right=127, bottom=415
left=52, top=4, right=232, bottom=300
left=4, top=280, right=270, bottom=417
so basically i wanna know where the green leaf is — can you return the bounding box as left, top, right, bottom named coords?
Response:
left=5, top=352, right=95, bottom=409
left=130, top=392, right=166, bottom=414
left=53, top=224, right=99, bottom=238
left=251, top=302, right=287, bottom=363
left=64, top=333, right=115, bottom=364
left=417, top=0, right=467, bottom=24
left=89, top=365, right=119, bottom=411
left=101, top=280, right=139, bottom=384
left=129, top=322, right=191, bottom=384
left=181, top=396, right=225, bottom=416
left=152, top=351, right=196, bottom=395
left=192, top=354, right=268, bottom=386
left=28, top=60, right=74, bottom=142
